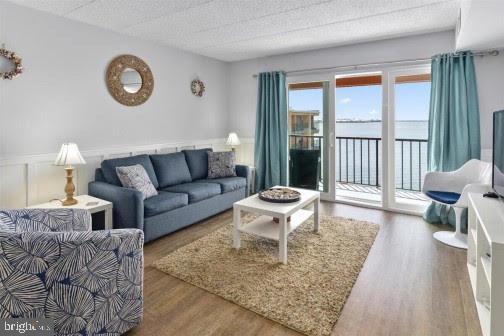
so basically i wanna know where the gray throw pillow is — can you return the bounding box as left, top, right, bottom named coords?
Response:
left=116, top=164, right=158, bottom=199
left=207, top=151, right=237, bottom=179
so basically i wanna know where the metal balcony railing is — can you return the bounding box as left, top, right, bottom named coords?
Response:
left=337, top=136, right=428, bottom=191
left=289, top=135, right=428, bottom=192
left=337, top=136, right=380, bottom=187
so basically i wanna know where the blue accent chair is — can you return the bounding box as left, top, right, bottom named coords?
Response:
left=0, top=208, right=144, bottom=336
left=89, top=149, right=252, bottom=242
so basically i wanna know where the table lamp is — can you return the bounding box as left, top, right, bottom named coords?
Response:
left=226, top=132, right=241, bottom=151
left=54, top=143, right=86, bottom=206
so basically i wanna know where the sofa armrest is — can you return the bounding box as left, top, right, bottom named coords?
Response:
left=236, top=164, right=253, bottom=196
left=89, top=181, right=144, bottom=231
left=0, top=228, right=144, bottom=335
left=0, top=208, right=91, bottom=232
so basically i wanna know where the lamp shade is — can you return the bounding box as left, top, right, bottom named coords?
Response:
left=226, top=132, right=241, bottom=146
left=54, top=143, right=86, bottom=166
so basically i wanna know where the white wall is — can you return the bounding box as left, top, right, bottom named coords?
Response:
left=475, top=54, right=504, bottom=151
left=0, top=1, right=229, bottom=158
left=0, top=2, right=230, bottom=208
left=227, top=31, right=504, bottom=163
left=456, top=0, right=504, bottom=51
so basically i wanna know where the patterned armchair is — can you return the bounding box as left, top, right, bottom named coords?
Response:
left=0, top=208, right=144, bottom=336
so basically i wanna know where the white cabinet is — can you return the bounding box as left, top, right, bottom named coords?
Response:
left=468, top=193, right=504, bottom=336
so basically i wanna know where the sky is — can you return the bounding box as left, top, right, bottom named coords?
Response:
left=288, top=82, right=431, bottom=121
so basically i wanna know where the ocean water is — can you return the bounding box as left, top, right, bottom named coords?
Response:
left=336, top=120, right=428, bottom=139
left=334, top=121, right=428, bottom=190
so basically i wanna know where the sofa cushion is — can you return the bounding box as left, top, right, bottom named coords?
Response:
left=101, top=154, right=159, bottom=188
left=163, top=182, right=220, bottom=203
left=182, top=148, right=212, bottom=181
left=150, top=152, right=192, bottom=188
left=144, top=191, right=188, bottom=217
left=116, top=164, right=158, bottom=200
left=196, top=177, right=246, bottom=193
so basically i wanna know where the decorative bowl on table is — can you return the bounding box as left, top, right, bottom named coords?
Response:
left=258, top=187, right=301, bottom=203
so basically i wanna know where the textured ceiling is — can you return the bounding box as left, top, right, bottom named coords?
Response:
left=9, top=0, right=461, bottom=61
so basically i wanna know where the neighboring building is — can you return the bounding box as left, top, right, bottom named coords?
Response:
left=289, top=109, right=320, bottom=135
left=289, top=109, right=321, bottom=150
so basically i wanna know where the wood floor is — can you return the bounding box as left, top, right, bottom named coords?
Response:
left=126, top=202, right=481, bottom=336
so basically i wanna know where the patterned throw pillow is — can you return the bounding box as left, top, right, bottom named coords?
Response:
left=207, top=151, right=237, bottom=179
left=116, top=164, right=158, bottom=199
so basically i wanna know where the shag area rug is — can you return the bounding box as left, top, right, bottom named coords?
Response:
left=154, top=215, right=379, bottom=336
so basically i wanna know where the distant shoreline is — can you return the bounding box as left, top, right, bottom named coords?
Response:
left=336, top=120, right=427, bottom=123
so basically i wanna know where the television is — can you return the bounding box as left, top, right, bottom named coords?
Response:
left=493, top=110, right=504, bottom=197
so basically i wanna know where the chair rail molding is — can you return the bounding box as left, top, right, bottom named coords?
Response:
left=0, top=138, right=227, bottom=209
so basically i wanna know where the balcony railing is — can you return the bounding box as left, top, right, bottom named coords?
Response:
left=395, top=138, right=428, bottom=191
left=337, top=136, right=380, bottom=187
left=289, top=135, right=428, bottom=192
left=337, top=136, right=427, bottom=191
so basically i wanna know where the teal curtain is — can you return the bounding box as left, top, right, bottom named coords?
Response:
left=423, top=51, right=480, bottom=228
left=254, top=71, right=288, bottom=192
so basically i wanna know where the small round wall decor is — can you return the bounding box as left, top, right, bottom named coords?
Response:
left=191, top=79, right=205, bottom=97
left=0, top=47, right=23, bottom=80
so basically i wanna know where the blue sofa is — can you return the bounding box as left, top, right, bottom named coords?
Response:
left=89, top=148, right=251, bottom=242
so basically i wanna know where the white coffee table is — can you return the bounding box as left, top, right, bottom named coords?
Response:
left=233, top=186, right=320, bottom=264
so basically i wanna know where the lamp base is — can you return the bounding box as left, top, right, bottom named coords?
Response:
left=62, top=197, right=78, bottom=206
left=62, top=167, right=78, bottom=206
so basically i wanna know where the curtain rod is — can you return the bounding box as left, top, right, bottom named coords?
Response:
left=251, top=49, right=501, bottom=78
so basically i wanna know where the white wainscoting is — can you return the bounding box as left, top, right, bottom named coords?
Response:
left=0, top=139, right=228, bottom=209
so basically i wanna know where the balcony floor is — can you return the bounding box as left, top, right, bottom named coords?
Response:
left=336, top=182, right=428, bottom=202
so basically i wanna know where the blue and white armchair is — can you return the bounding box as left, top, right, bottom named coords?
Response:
left=0, top=208, right=144, bottom=335
left=422, top=159, right=492, bottom=249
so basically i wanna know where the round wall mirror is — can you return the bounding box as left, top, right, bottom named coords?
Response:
left=0, top=47, right=23, bottom=80
left=120, top=68, right=142, bottom=93
left=0, top=56, right=15, bottom=73
left=106, top=55, right=154, bottom=106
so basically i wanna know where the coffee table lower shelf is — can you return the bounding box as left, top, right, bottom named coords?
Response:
left=238, top=209, right=313, bottom=241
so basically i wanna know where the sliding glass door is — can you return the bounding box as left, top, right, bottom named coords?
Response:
left=284, top=64, right=430, bottom=213
left=286, top=75, right=335, bottom=200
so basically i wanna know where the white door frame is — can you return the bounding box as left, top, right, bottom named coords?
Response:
left=286, top=73, right=336, bottom=201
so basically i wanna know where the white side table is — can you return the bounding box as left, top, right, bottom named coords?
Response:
left=27, top=195, right=113, bottom=230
